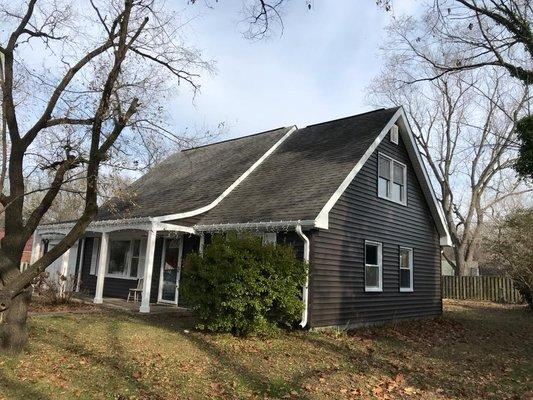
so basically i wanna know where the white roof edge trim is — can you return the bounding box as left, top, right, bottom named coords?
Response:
left=397, top=109, right=452, bottom=246
left=314, top=107, right=451, bottom=246
left=155, top=126, right=299, bottom=223
left=36, top=217, right=195, bottom=235
left=194, top=219, right=317, bottom=232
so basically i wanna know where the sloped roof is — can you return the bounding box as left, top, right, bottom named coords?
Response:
left=97, top=126, right=292, bottom=220
left=195, top=107, right=400, bottom=225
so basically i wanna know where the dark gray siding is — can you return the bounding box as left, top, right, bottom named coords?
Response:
left=308, top=132, right=441, bottom=328
left=79, top=237, right=163, bottom=303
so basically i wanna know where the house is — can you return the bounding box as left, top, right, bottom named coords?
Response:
left=33, top=107, right=451, bottom=328
left=0, top=229, right=33, bottom=271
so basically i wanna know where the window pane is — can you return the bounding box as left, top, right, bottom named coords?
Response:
left=366, top=266, right=379, bottom=287
left=393, top=163, right=404, bottom=184
left=108, top=241, right=129, bottom=274
left=400, top=269, right=411, bottom=288
left=365, top=243, right=378, bottom=265
left=378, top=177, right=389, bottom=197
left=400, top=249, right=410, bottom=269
left=392, top=183, right=403, bottom=202
left=378, top=156, right=391, bottom=179
left=132, top=240, right=140, bottom=257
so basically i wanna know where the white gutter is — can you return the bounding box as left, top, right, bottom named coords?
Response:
left=194, top=219, right=317, bottom=232
left=295, top=225, right=310, bottom=328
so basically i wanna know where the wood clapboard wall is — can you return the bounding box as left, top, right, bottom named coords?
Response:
left=442, top=276, right=523, bottom=303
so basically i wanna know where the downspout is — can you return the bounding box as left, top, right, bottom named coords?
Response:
left=295, top=225, right=310, bottom=328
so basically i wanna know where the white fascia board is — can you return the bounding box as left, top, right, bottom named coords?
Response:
left=154, top=126, right=298, bottom=223
left=37, top=217, right=195, bottom=235
left=396, top=109, right=452, bottom=246
left=194, top=219, right=317, bottom=232
left=314, top=107, right=452, bottom=246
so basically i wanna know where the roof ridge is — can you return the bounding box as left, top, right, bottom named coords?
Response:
left=183, top=126, right=294, bottom=152
left=303, top=107, right=398, bottom=129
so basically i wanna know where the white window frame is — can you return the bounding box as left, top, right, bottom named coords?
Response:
left=108, top=239, right=146, bottom=280
left=399, top=246, right=414, bottom=292
left=377, top=152, right=407, bottom=206
left=91, top=236, right=145, bottom=280
left=364, top=240, right=383, bottom=292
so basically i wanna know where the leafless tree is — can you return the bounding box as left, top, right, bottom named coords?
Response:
left=236, top=0, right=532, bottom=84
left=368, top=16, right=532, bottom=276
left=413, top=0, right=532, bottom=85
left=0, top=0, right=213, bottom=352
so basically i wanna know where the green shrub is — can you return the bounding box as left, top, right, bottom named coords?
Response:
left=181, top=233, right=308, bottom=335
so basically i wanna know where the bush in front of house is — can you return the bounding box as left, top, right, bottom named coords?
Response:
left=181, top=233, right=308, bottom=335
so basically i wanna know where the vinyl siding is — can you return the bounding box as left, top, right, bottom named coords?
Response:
left=308, top=131, right=441, bottom=328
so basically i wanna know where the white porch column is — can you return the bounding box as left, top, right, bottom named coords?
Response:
left=94, top=232, right=109, bottom=304
left=58, top=247, right=71, bottom=297
left=199, top=233, right=205, bottom=255
left=140, top=228, right=157, bottom=313
left=29, top=233, right=42, bottom=265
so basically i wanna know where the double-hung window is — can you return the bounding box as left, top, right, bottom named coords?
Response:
left=399, top=247, right=413, bottom=292
left=365, top=241, right=382, bottom=292
left=378, top=153, right=407, bottom=205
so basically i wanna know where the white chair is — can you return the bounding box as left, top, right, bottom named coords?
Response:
left=127, top=278, right=143, bottom=302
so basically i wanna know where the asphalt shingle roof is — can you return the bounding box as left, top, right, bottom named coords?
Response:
left=97, top=126, right=291, bottom=220
left=195, top=107, right=400, bottom=225
left=98, top=107, right=400, bottom=224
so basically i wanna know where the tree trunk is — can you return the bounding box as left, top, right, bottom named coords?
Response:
left=0, top=287, right=32, bottom=353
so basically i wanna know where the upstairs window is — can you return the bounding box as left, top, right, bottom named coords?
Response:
left=399, top=247, right=413, bottom=292
left=365, top=241, right=382, bottom=292
left=378, top=153, right=407, bottom=205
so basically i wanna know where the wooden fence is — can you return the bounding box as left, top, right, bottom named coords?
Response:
left=442, top=276, right=523, bottom=303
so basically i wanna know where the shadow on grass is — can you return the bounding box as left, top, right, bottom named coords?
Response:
left=34, top=315, right=163, bottom=399
left=0, top=370, right=52, bottom=400
left=25, top=303, right=532, bottom=400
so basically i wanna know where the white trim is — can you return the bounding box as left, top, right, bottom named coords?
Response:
left=364, top=240, right=383, bottom=292
left=315, top=108, right=452, bottom=246
left=377, top=152, right=407, bottom=206
left=155, top=126, right=298, bottom=223
left=94, top=232, right=109, bottom=304
left=295, top=225, right=310, bottom=328
left=194, top=219, right=316, bottom=232
left=36, top=218, right=194, bottom=236
left=140, top=228, right=157, bottom=313
left=399, top=246, right=414, bottom=292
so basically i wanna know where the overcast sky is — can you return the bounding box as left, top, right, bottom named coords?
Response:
left=168, top=0, right=423, bottom=141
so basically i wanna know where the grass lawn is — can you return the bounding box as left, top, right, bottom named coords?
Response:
left=0, top=300, right=531, bottom=400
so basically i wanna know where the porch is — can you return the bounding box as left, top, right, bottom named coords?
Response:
left=73, top=292, right=194, bottom=316
left=32, top=218, right=202, bottom=314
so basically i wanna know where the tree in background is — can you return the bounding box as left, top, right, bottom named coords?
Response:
left=242, top=0, right=532, bottom=84
left=484, top=208, right=533, bottom=308
left=515, top=115, right=533, bottom=179
left=0, top=0, right=213, bottom=352
left=367, top=14, right=532, bottom=276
